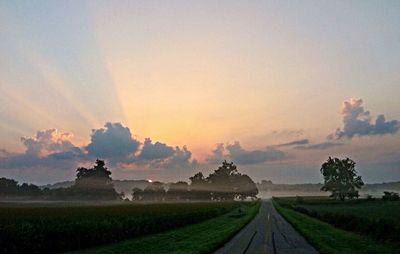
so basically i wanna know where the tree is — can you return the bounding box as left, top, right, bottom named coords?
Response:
left=0, top=177, right=19, bottom=196
left=72, top=159, right=119, bottom=200
left=382, top=191, right=399, bottom=201
left=207, top=161, right=258, bottom=200
left=320, top=157, right=364, bottom=201
left=166, top=181, right=189, bottom=201
left=232, top=174, right=258, bottom=200
left=19, top=183, right=42, bottom=196
left=189, top=172, right=211, bottom=200
left=132, top=187, right=144, bottom=201
left=141, top=181, right=165, bottom=201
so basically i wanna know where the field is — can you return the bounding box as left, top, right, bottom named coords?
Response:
left=0, top=201, right=259, bottom=253
left=273, top=197, right=400, bottom=254
left=70, top=201, right=260, bottom=254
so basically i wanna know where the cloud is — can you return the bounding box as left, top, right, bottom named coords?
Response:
left=206, top=141, right=286, bottom=165
left=294, top=142, right=343, bottom=150
left=0, top=129, right=83, bottom=170
left=0, top=122, right=199, bottom=175
left=205, top=143, right=225, bottom=164
left=138, top=138, right=175, bottom=160
left=157, top=146, right=198, bottom=169
left=276, top=139, right=310, bottom=147
left=84, top=123, right=197, bottom=169
left=86, top=122, right=140, bottom=159
left=332, top=98, right=399, bottom=139
left=20, top=129, right=75, bottom=156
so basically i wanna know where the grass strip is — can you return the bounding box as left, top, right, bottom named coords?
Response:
left=273, top=201, right=399, bottom=254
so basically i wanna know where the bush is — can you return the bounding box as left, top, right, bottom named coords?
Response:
left=382, top=191, right=400, bottom=201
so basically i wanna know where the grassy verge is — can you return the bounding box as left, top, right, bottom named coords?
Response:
left=70, top=201, right=261, bottom=254
left=273, top=201, right=399, bottom=254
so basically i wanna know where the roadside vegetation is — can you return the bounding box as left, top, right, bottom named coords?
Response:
left=274, top=197, right=400, bottom=243
left=273, top=201, right=399, bottom=254
left=0, top=201, right=252, bottom=253
left=70, top=201, right=261, bottom=254
left=273, top=157, right=400, bottom=253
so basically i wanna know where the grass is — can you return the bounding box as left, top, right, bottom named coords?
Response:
left=69, top=201, right=261, bottom=254
left=299, top=200, right=400, bottom=224
left=274, top=197, right=400, bottom=242
left=0, top=201, right=246, bottom=253
left=274, top=202, right=399, bottom=254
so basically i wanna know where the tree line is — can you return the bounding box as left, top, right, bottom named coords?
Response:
left=1, top=156, right=397, bottom=202
left=0, top=160, right=258, bottom=201
left=132, top=161, right=258, bottom=201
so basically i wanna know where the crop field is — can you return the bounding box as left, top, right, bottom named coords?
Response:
left=71, top=201, right=261, bottom=254
left=273, top=197, right=400, bottom=254
left=0, top=201, right=248, bottom=253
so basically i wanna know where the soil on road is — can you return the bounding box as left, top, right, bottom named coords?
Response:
left=214, top=200, right=317, bottom=254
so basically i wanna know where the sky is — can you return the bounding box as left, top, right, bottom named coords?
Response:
left=0, top=1, right=399, bottom=185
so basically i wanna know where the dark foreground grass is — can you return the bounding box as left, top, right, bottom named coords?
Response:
left=70, top=201, right=261, bottom=254
left=273, top=202, right=399, bottom=254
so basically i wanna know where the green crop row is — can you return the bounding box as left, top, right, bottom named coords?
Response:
left=0, top=201, right=244, bottom=253
left=273, top=197, right=400, bottom=243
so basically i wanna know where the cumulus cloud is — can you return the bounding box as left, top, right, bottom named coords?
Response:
left=156, top=146, right=198, bottom=169
left=205, top=143, right=225, bottom=164
left=86, top=122, right=140, bottom=159
left=138, top=138, right=175, bottom=160
left=84, top=123, right=198, bottom=169
left=332, top=98, right=399, bottom=139
left=276, top=139, right=309, bottom=147
left=294, top=142, right=343, bottom=150
left=0, top=129, right=83, bottom=170
left=20, top=129, right=75, bottom=156
left=206, top=141, right=286, bottom=165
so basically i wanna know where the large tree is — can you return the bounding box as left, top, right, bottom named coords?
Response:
left=166, top=181, right=189, bottom=201
left=189, top=172, right=211, bottom=200
left=141, top=181, right=166, bottom=201
left=320, top=157, right=364, bottom=201
left=207, top=161, right=258, bottom=200
left=73, top=159, right=119, bottom=200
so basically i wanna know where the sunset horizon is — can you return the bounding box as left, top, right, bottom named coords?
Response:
left=1, top=1, right=399, bottom=186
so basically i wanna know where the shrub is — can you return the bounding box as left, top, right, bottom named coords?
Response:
left=382, top=191, right=400, bottom=201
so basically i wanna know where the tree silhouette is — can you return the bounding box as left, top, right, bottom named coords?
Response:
left=132, top=187, right=144, bottom=201
left=141, top=181, right=166, bottom=201
left=320, top=157, right=364, bottom=201
left=207, top=161, right=238, bottom=200
left=0, top=177, right=19, bottom=196
left=205, top=161, right=258, bottom=200
left=166, top=181, right=189, bottom=201
left=189, top=172, right=210, bottom=200
left=73, top=159, right=119, bottom=200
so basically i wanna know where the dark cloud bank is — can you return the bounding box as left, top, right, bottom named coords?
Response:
left=0, top=123, right=196, bottom=172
